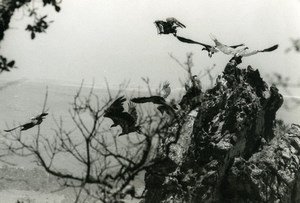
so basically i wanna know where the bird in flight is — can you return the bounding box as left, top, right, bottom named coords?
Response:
left=210, top=34, right=278, bottom=57
left=176, top=35, right=244, bottom=57
left=285, top=38, right=300, bottom=53
left=4, top=112, right=48, bottom=132
left=154, top=17, right=185, bottom=36
left=131, top=81, right=177, bottom=116
left=104, top=96, right=140, bottom=136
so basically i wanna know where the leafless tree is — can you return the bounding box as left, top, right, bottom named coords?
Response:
left=1, top=75, right=197, bottom=202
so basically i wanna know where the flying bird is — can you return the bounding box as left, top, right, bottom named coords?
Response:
left=154, top=17, right=185, bottom=36
left=131, top=81, right=177, bottom=116
left=176, top=35, right=244, bottom=57
left=210, top=34, right=278, bottom=57
left=4, top=112, right=48, bottom=132
left=104, top=96, right=140, bottom=136
left=285, top=38, right=300, bottom=53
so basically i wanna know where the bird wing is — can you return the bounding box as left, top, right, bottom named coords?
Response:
left=176, top=36, right=212, bottom=49
left=104, top=96, right=126, bottom=116
left=154, top=21, right=165, bottom=34
left=104, top=96, right=127, bottom=127
left=166, top=17, right=186, bottom=28
left=260, top=44, right=279, bottom=52
left=161, top=81, right=171, bottom=98
left=4, top=126, right=21, bottom=132
left=230, top=43, right=245, bottom=48
left=240, top=44, right=279, bottom=57
left=209, top=34, right=238, bottom=55
left=131, top=96, right=166, bottom=105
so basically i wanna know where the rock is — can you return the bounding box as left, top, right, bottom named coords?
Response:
left=143, top=61, right=300, bottom=203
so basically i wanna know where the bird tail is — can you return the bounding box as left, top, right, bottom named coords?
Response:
left=261, top=44, right=279, bottom=52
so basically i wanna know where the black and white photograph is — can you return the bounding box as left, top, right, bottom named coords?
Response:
left=0, top=0, right=300, bottom=202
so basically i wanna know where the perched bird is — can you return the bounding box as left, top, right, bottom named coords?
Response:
left=131, top=81, right=177, bottom=116
left=104, top=96, right=140, bottom=136
left=179, top=75, right=202, bottom=110
left=285, top=38, right=300, bottom=53
left=210, top=33, right=278, bottom=57
left=4, top=112, right=48, bottom=132
left=176, top=35, right=244, bottom=57
left=154, top=17, right=185, bottom=36
left=161, top=81, right=171, bottom=98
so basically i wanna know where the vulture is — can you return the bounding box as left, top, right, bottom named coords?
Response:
left=154, top=17, right=185, bottom=36
left=179, top=75, right=202, bottom=110
left=4, top=112, right=48, bottom=132
left=176, top=35, right=244, bottom=58
left=210, top=33, right=278, bottom=57
left=131, top=81, right=177, bottom=116
left=104, top=96, right=140, bottom=136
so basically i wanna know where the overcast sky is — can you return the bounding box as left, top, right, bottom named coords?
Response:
left=1, top=0, right=300, bottom=91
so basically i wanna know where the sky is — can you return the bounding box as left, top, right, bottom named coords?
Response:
left=1, top=0, right=300, bottom=92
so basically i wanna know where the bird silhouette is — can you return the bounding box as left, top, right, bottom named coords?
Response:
left=4, top=112, right=48, bottom=132
left=154, top=17, right=185, bottom=36
left=285, top=38, right=300, bottom=53
left=104, top=96, right=140, bottom=136
left=210, top=34, right=278, bottom=57
left=176, top=35, right=244, bottom=57
left=179, top=75, right=202, bottom=110
left=131, top=81, right=177, bottom=116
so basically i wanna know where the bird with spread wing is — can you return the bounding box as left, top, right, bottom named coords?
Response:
left=104, top=96, right=140, bottom=136
left=154, top=17, right=185, bottom=36
left=176, top=35, right=244, bottom=58
left=131, top=81, right=177, bottom=116
left=4, top=88, right=49, bottom=133
left=4, top=112, right=48, bottom=132
left=210, top=34, right=278, bottom=57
